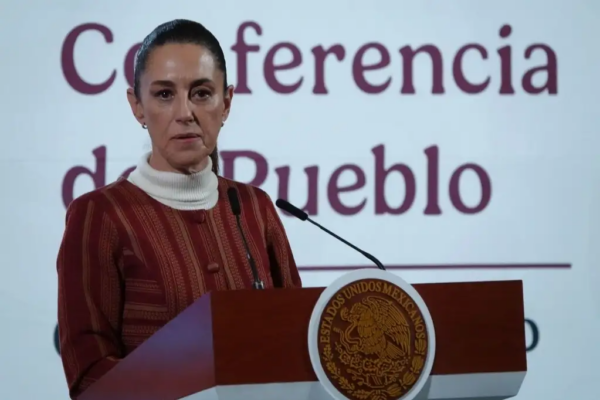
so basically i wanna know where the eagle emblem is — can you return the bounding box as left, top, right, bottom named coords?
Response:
left=318, top=280, right=429, bottom=400
left=337, top=296, right=411, bottom=361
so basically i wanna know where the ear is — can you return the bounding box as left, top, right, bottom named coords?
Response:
left=222, top=85, right=234, bottom=122
left=126, top=88, right=145, bottom=125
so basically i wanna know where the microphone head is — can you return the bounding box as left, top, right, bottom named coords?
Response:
left=227, top=187, right=241, bottom=216
left=275, top=199, right=308, bottom=221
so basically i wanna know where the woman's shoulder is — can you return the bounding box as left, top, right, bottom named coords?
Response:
left=65, top=178, right=133, bottom=215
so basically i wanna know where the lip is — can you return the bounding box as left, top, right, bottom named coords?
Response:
left=172, top=133, right=201, bottom=140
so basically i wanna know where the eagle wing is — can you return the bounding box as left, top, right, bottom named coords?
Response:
left=363, top=296, right=411, bottom=355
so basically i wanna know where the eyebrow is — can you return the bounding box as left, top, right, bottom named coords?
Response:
left=150, top=78, right=214, bottom=87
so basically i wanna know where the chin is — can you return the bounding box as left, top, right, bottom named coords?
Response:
left=169, top=152, right=208, bottom=172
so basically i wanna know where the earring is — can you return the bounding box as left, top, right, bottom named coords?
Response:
left=221, top=122, right=224, bottom=127
left=142, top=123, right=147, bottom=129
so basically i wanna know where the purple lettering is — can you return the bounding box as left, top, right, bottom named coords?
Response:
left=231, top=21, right=262, bottom=94
left=498, top=24, right=514, bottom=94
left=453, top=44, right=490, bottom=93
left=124, top=43, right=142, bottom=88
left=373, top=145, right=416, bottom=215
left=449, top=164, right=492, bottom=213
left=400, top=45, right=444, bottom=94
left=59, top=22, right=557, bottom=97
left=62, top=146, right=106, bottom=208
left=312, top=45, right=345, bottom=94
left=61, top=23, right=116, bottom=95
left=522, top=44, right=558, bottom=94
left=328, top=164, right=367, bottom=215
left=61, top=145, right=492, bottom=216
left=220, top=150, right=268, bottom=187
left=121, top=166, right=136, bottom=179
left=264, top=43, right=303, bottom=93
left=276, top=166, right=319, bottom=215
left=423, top=145, right=441, bottom=215
left=353, top=43, right=391, bottom=94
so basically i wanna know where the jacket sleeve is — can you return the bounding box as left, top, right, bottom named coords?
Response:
left=57, top=196, right=124, bottom=398
left=263, top=193, right=303, bottom=288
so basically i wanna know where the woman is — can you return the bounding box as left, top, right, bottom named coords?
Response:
left=56, top=19, right=302, bottom=399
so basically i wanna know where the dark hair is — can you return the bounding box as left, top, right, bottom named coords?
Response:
left=134, top=19, right=228, bottom=174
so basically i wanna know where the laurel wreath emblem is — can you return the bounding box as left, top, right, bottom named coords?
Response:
left=319, top=291, right=429, bottom=400
left=323, top=336, right=427, bottom=400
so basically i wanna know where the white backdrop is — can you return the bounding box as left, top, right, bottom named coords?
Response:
left=1, top=0, right=599, bottom=398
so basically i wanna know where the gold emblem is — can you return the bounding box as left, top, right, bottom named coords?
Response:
left=317, top=278, right=429, bottom=400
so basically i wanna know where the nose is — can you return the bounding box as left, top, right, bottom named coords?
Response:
left=174, top=96, right=195, bottom=124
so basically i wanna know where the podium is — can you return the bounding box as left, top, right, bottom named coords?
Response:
left=77, top=279, right=526, bottom=400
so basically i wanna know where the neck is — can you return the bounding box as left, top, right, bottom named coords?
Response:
left=148, top=152, right=209, bottom=175
left=127, top=152, right=219, bottom=210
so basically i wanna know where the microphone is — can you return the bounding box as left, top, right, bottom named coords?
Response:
left=275, top=199, right=386, bottom=271
left=227, top=187, right=265, bottom=289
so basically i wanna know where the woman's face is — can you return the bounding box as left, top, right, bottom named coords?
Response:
left=127, top=43, right=233, bottom=174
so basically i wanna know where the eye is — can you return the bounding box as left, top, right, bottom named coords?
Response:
left=192, top=89, right=212, bottom=99
left=155, top=89, right=173, bottom=100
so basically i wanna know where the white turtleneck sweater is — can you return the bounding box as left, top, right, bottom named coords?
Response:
left=127, top=153, right=219, bottom=210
